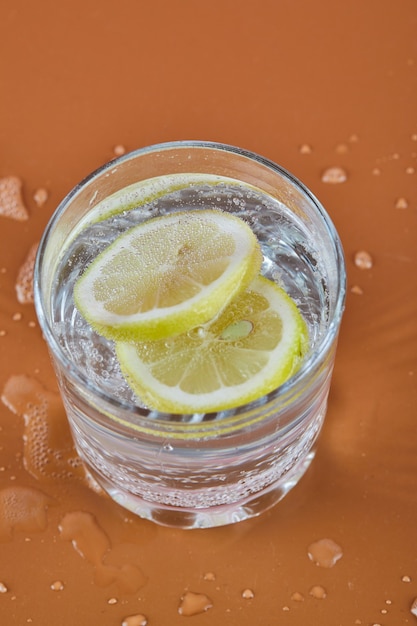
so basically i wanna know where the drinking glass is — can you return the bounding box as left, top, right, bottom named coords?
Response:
left=34, top=141, right=346, bottom=528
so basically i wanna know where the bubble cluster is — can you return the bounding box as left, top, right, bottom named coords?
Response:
left=0, top=176, right=29, bottom=221
left=15, top=243, right=38, bottom=304
left=0, top=486, right=50, bottom=541
left=1, top=375, right=83, bottom=481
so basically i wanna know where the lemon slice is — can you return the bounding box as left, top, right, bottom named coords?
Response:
left=116, top=275, right=309, bottom=413
left=74, top=210, right=262, bottom=341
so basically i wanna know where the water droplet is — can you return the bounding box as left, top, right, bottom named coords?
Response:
left=308, top=538, right=343, bottom=567
left=0, top=176, right=29, bottom=221
left=122, top=615, right=148, bottom=626
left=372, top=167, right=381, bottom=176
left=12, top=312, right=22, bottom=321
left=395, top=197, right=408, bottom=209
left=108, top=597, right=118, bottom=605
left=299, top=143, right=312, bottom=154
left=349, top=133, right=359, bottom=142
left=402, top=575, right=412, bottom=583
left=178, top=591, right=213, bottom=616
left=163, top=443, right=173, bottom=452
left=321, top=167, right=348, bottom=184
left=405, top=166, right=415, bottom=174
left=410, top=597, right=417, bottom=617
left=282, top=605, right=290, bottom=611
left=114, top=145, right=127, bottom=157
left=309, top=585, right=327, bottom=599
left=291, top=591, right=304, bottom=602
left=354, top=250, right=373, bottom=270
left=335, top=143, right=349, bottom=154
left=50, top=580, right=64, bottom=591
left=0, top=582, right=8, bottom=593
left=242, top=588, right=255, bottom=599
left=33, top=188, right=48, bottom=207
left=203, top=572, right=216, bottom=581
left=351, top=285, right=363, bottom=295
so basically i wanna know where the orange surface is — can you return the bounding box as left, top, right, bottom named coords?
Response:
left=1, top=1, right=416, bottom=624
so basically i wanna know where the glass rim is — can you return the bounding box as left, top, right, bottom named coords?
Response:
left=33, top=140, right=346, bottom=433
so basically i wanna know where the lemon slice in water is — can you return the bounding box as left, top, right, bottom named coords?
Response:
left=74, top=210, right=262, bottom=341
left=116, top=275, right=309, bottom=413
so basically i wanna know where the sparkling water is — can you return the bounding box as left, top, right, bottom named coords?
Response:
left=50, top=174, right=328, bottom=415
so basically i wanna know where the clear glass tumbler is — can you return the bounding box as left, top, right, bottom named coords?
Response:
left=34, top=141, right=346, bottom=528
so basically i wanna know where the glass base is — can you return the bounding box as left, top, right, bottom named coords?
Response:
left=87, top=450, right=315, bottom=529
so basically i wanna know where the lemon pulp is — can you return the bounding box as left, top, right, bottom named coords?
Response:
left=116, top=275, right=309, bottom=413
left=74, top=209, right=262, bottom=341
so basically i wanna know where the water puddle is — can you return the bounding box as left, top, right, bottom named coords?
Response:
left=59, top=511, right=146, bottom=593
left=1, top=375, right=85, bottom=482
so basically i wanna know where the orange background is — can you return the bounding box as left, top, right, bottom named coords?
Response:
left=0, top=1, right=416, bottom=624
